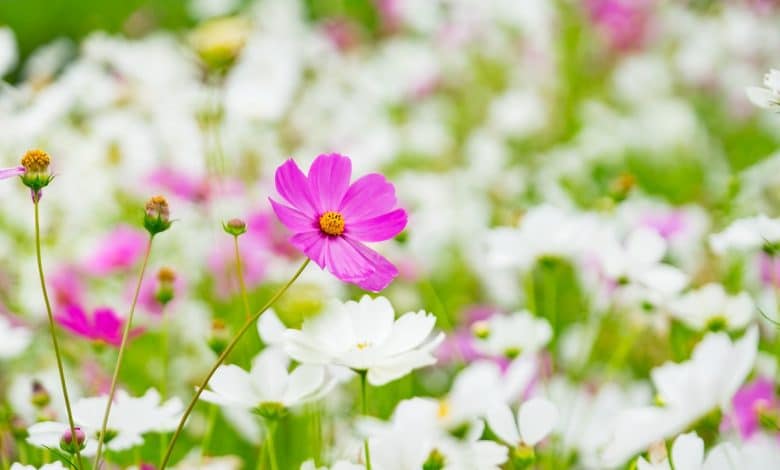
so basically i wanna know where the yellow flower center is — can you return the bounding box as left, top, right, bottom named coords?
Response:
left=21, top=149, right=51, bottom=172
left=356, top=341, right=371, bottom=350
left=319, top=211, right=345, bottom=236
left=437, top=400, right=450, bottom=419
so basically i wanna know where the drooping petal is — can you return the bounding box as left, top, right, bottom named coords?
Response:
left=346, top=209, right=407, bottom=242
left=93, top=308, right=122, bottom=339
left=486, top=404, right=521, bottom=445
left=55, top=304, right=92, bottom=336
left=339, top=173, right=398, bottom=221
left=283, top=330, right=335, bottom=364
left=269, top=198, right=317, bottom=233
left=290, top=231, right=328, bottom=268
left=274, top=159, right=318, bottom=216
left=307, top=153, right=352, bottom=212
left=323, top=236, right=375, bottom=283
left=343, top=237, right=399, bottom=292
left=0, top=165, right=24, bottom=180
left=518, top=397, right=558, bottom=446
left=366, top=346, right=439, bottom=386
left=282, top=364, right=325, bottom=405
left=377, top=310, right=436, bottom=355
left=205, top=365, right=259, bottom=408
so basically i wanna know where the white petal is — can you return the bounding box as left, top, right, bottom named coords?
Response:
left=283, top=330, right=332, bottom=364
left=378, top=310, right=437, bottom=355
left=348, top=295, right=395, bottom=346
left=257, top=309, right=286, bottom=345
left=485, top=404, right=520, bottom=445
left=746, top=86, right=776, bottom=109
left=250, top=350, right=290, bottom=402
left=518, top=397, right=558, bottom=446
left=628, top=228, right=666, bottom=267
left=671, top=432, right=704, bottom=470
left=282, top=365, right=325, bottom=406
left=702, top=442, right=741, bottom=470
left=205, top=365, right=258, bottom=407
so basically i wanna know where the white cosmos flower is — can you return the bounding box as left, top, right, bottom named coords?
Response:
left=283, top=296, right=444, bottom=386
left=300, top=460, right=364, bottom=470
left=669, top=283, right=753, bottom=331
left=709, top=215, right=780, bottom=254
left=201, top=348, right=332, bottom=413
left=10, top=464, right=67, bottom=470
left=636, top=432, right=703, bottom=470
left=600, top=327, right=758, bottom=467
left=746, top=69, right=780, bottom=111
left=637, top=432, right=780, bottom=470
left=473, top=311, right=552, bottom=359
left=0, top=315, right=32, bottom=359
left=27, top=389, right=182, bottom=455
left=486, top=398, right=559, bottom=449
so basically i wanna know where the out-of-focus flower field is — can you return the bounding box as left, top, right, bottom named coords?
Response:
left=2, top=0, right=780, bottom=469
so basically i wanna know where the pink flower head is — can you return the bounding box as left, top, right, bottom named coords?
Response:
left=586, top=0, right=653, bottom=51
left=84, top=226, right=147, bottom=276
left=147, top=167, right=210, bottom=203
left=270, top=153, right=407, bottom=292
left=640, top=211, right=686, bottom=240
left=55, top=304, right=143, bottom=347
left=729, top=376, right=779, bottom=439
left=0, top=166, right=25, bottom=180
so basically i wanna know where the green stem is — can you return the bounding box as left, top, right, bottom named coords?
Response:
left=93, top=236, right=154, bottom=469
left=159, top=259, right=310, bottom=469
left=265, top=420, right=279, bottom=470
left=233, top=235, right=252, bottom=320
left=33, top=201, right=83, bottom=470
left=201, top=404, right=217, bottom=457
left=360, top=371, right=372, bottom=470
left=0, top=431, right=8, bottom=470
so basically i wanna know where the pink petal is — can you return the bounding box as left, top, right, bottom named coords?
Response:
left=0, top=166, right=25, bottom=180
left=93, top=308, right=123, bottom=338
left=346, top=209, right=407, bottom=242
left=290, top=231, right=329, bottom=268
left=323, top=237, right=374, bottom=283
left=275, top=159, right=318, bottom=216
left=269, top=198, right=317, bottom=232
left=339, top=173, right=398, bottom=221
left=55, top=304, right=92, bottom=336
left=307, top=153, right=352, bottom=212
left=343, top=237, right=399, bottom=292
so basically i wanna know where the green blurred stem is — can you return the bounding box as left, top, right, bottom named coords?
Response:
left=265, top=420, right=279, bottom=470
left=201, top=404, right=217, bottom=457
left=33, top=200, right=83, bottom=470
left=0, top=431, right=8, bottom=470
left=159, top=259, right=310, bottom=469
left=233, top=235, right=252, bottom=320
left=93, top=236, right=154, bottom=469
left=359, top=371, right=372, bottom=470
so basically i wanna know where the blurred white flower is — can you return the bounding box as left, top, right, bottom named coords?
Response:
left=486, top=398, right=559, bottom=449
left=669, top=283, right=753, bottom=331
left=284, top=296, right=444, bottom=386
left=0, top=27, right=17, bottom=77
left=0, top=315, right=32, bottom=359
left=10, top=463, right=67, bottom=470
left=473, top=311, right=552, bottom=359
left=709, top=215, right=780, bottom=254
left=637, top=431, right=780, bottom=470
left=746, top=69, right=780, bottom=110
left=300, top=460, right=364, bottom=470
left=201, top=348, right=332, bottom=414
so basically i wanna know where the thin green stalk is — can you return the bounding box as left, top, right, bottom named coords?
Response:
left=93, top=237, right=153, bottom=469
left=233, top=235, right=251, bottom=320
left=33, top=201, right=83, bottom=470
left=201, top=404, right=218, bottom=457
left=159, top=259, right=310, bottom=469
left=360, top=371, right=372, bottom=470
left=265, top=420, right=279, bottom=470
left=159, top=312, right=170, bottom=465
left=0, top=431, right=8, bottom=470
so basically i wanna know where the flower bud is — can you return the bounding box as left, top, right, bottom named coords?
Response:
left=155, top=267, right=177, bottom=306
left=510, top=444, right=535, bottom=469
left=10, top=414, right=29, bottom=439
left=422, top=449, right=446, bottom=470
left=30, top=380, right=51, bottom=408
left=191, top=17, right=251, bottom=75
left=60, top=426, right=86, bottom=454
left=471, top=320, right=490, bottom=339
left=208, top=319, right=230, bottom=355
left=222, top=218, right=247, bottom=237
left=144, top=195, right=172, bottom=235
left=20, top=149, right=54, bottom=198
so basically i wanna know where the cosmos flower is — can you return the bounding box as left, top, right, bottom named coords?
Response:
left=270, top=153, right=407, bottom=292
left=486, top=399, right=559, bottom=453
left=10, top=463, right=68, bottom=470
left=729, top=377, right=779, bottom=440
left=201, top=349, right=332, bottom=417
left=83, top=226, right=148, bottom=276
left=55, top=304, right=144, bottom=347
left=668, top=283, right=754, bottom=332
left=283, top=296, right=444, bottom=386
left=747, top=69, right=780, bottom=111
left=472, top=311, right=552, bottom=360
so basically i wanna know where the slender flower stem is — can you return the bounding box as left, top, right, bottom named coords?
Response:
left=93, top=237, right=153, bottom=469
left=233, top=235, right=252, bottom=320
left=33, top=201, right=83, bottom=470
left=265, top=420, right=280, bottom=470
left=160, top=259, right=310, bottom=469
left=359, top=371, right=372, bottom=470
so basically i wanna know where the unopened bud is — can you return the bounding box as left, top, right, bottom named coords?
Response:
left=155, top=267, right=177, bottom=305
left=208, top=319, right=229, bottom=355
left=20, top=149, right=54, bottom=198
left=144, top=195, right=172, bottom=235
left=191, top=17, right=251, bottom=75
left=31, top=380, right=51, bottom=408
left=222, top=218, right=247, bottom=237
left=60, top=426, right=86, bottom=454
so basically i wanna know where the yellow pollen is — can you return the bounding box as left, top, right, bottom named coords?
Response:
left=437, top=400, right=450, bottom=419
left=356, top=341, right=371, bottom=350
left=319, top=211, right=345, bottom=236
left=21, top=149, right=51, bottom=172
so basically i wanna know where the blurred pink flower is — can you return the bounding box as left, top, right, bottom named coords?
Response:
left=147, top=168, right=210, bottom=203
left=322, top=18, right=360, bottom=51
left=639, top=211, right=686, bottom=240
left=135, top=271, right=185, bottom=316
left=437, top=306, right=503, bottom=366
left=728, top=377, right=779, bottom=439
left=55, top=304, right=144, bottom=347
left=759, top=252, right=780, bottom=288
left=48, top=265, right=86, bottom=308
left=84, top=226, right=147, bottom=275
left=0, top=165, right=25, bottom=180
left=586, top=0, right=653, bottom=51
left=270, top=153, right=407, bottom=292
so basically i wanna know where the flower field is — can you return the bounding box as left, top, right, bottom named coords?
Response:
left=1, top=1, right=780, bottom=469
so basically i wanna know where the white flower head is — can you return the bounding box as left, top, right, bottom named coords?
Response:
left=473, top=311, right=552, bottom=359
left=746, top=69, right=780, bottom=111
left=636, top=432, right=703, bottom=470
left=486, top=398, right=559, bottom=449
left=0, top=315, right=32, bottom=360
left=709, top=215, right=780, bottom=255
left=284, top=296, right=444, bottom=386
left=669, top=283, right=754, bottom=332
left=10, top=463, right=68, bottom=470
left=201, top=348, right=332, bottom=417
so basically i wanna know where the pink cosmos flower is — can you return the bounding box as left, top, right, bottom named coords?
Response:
left=0, top=166, right=25, bottom=180
left=759, top=252, right=780, bottom=288
left=729, top=376, right=779, bottom=439
left=586, top=0, right=653, bottom=51
left=84, top=226, right=147, bottom=275
left=48, top=266, right=86, bottom=308
left=55, top=304, right=144, bottom=347
left=640, top=211, right=686, bottom=240
left=270, top=153, right=407, bottom=292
